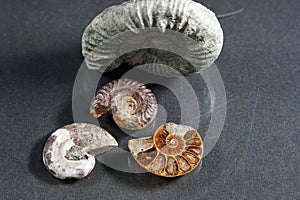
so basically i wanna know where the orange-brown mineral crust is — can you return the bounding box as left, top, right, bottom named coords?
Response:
left=128, top=122, right=203, bottom=177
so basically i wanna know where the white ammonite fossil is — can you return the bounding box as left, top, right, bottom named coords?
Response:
left=42, top=123, right=118, bottom=179
left=90, top=79, right=157, bottom=130
left=128, top=122, right=203, bottom=177
left=82, top=0, right=223, bottom=76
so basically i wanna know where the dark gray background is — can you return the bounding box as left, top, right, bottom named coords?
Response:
left=0, top=0, right=299, bottom=199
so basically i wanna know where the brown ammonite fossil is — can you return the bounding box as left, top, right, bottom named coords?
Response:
left=90, top=79, right=158, bottom=130
left=128, top=122, right=203, bottom=177
left=42, top=123, right=118, bottom=180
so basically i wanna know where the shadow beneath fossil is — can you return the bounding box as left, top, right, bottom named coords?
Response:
left=97, top=158, right=206, bottom=189
left=102, top=165, right=181, bottom=189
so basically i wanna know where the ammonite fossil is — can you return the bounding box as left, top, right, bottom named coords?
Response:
left=90, top=79, right=157, bottom=130
left=128, top=122, right=203, bottom=177
left=42, top=123, right=118, bottom=179
left=82, top=0, right=223, bottom=76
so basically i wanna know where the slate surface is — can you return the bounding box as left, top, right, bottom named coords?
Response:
left=0, top=0, right=299, bottom=199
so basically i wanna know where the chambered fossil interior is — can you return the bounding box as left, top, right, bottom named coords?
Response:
left=128, top=122, right=204, bottom=177
left=90, top=79, right=157, bottom=130
left=42, top=123, right=118, bottom=180
left=82, top=0, right=223, bottom=76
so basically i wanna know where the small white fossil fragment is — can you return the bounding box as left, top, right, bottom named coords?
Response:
left=42, top=123, right=118, bottom=179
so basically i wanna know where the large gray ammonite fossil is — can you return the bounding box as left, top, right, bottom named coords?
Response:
left=82, top=0, right=223, bottom=76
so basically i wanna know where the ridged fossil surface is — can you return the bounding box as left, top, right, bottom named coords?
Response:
left=82, top=0, right=223, bottom=76
left=42, top=123, right=118, bottom=179
left=91, top=79, right=157, bottom=130
left=128, top=122, right=203, bottom=177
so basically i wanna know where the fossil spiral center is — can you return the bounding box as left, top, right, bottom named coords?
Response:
left=116, top=95, right=139, bottom=116
left=166, top=135, right=179, bottom=148
left=155, top=131, right=185, bottom=156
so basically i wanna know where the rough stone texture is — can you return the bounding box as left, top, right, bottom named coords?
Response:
left=0, top=0, right=299, bottom=199
left=82, top=0, right=223, bottom=76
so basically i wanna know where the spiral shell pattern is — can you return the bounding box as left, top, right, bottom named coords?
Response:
left=82, top=0, right=223, bottom=76
left=42, top=123, right=118, bottom=179
left=91, top=79, right=157, bottom=130
left=128, top=122, right=203, bottom=177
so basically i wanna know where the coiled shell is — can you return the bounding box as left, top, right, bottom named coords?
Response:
left=82, top=0, right=223, bottom=76
left=128, top=122, right=203, bottom=177
left=42, top=123, right=118, bottom=179
left=91, top=79, right=157, bottom=130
